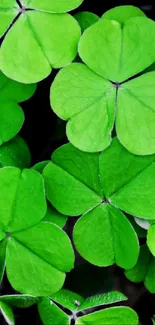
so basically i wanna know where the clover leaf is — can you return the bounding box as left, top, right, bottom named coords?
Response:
left=42, top=137, right=155, bottom=267
left=74, top=11, right=99, bottom=33
left=0, top=71, right=36, bottom=145
left=51, top=11, right=155, bottom=155
left=38, top=289, right=128, bottom=325
left=0, top=167, right=74, bottom=296
left=0, top=294, right=39, bottom=325
left=125, top=245, right=155, bottom=294
left=76, top=307, right=138, bottom=325
left=102, top=5, right=145, bottom=23
left=0, top=0, right=82, bottom=83
left=0, top=135, right=31, bottom=168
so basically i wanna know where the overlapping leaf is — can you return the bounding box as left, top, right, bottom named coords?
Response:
left=0, top=135, right=31, bottom=168
left=74, top=11, right=99, bottom=33
left=0, top=167, right=74, bottom=296
left=0, top=71, right=36, bottom=145
left=38, top=289, right=128, bottom=325
left=0, top=294, right=39, bottom=325
left=42, top=138, right=155, bottom=267
left=125, top=245, right=155, bottom=293
left=0, top=0, right=82, bottom=83
left=51, top=8, right=155, bottom=155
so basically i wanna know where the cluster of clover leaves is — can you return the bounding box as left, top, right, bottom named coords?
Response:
left=1, top=1, right=155, bottom=324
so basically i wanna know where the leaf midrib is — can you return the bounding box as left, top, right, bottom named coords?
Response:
left=10, top=236, right=65, bottom=273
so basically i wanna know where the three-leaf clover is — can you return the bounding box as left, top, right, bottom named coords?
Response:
left=42, top=136, right=155, bottom=268
left=50, top=6, right=155, bottom=155
left=0, top=71, right=36, bottom=145
left=0, top=294, right=39, bottom=325
left=0, top=167, right=74, bottom=296
left=38, top=289, right=138, bottom=325
left=0, top=0, right=82, bottom=83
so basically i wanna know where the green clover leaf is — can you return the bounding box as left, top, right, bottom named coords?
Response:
left=74, top=11, right=99, bottom=33
left=0, top=294, right=39, bottom=325
left=0, top=0, right=82, bottom=83
left=76, top=307, right=138, bottom=325
left=42, top=137, right=155, bottom=268
left=0, top=135, right=31, bottom=168
left=38, top=289, right=138, bottom=325
left=51, top=11, right=155, bottom=155
left=0, top=71, right=36, bottom=145
left=125, top=244, right=155, bottom=294
left=0, top=167, right=74, bottom=296
left=101, top=5, right=145, bottom=24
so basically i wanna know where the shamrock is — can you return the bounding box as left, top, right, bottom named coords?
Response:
left=0, top=0, right=82, bottom=83
left=50, top=6, right=155, bottom=155
left=0, top=167, right=74, bottom=296
left=38, top=289, right=138, bottom=325
left=0, top=71, right=36, bottom=145
left=43, top=137, right=155, bottom=268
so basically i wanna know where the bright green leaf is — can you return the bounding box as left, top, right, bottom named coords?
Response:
left=0, top=3, right=81, bottom=83
left=79, top=17, right=155, bottom=83
left=43, top=160, right=102, bottom=216
left=125, top=245, right=151, bottom=283
left=38, top=298, right=70, bottom=325
left=51, top=289, right=84, bottom=311
left=43, top=204, right=68, bottom=228
left=0, top=167, right=46, bottom=232
left=0, top=136, right=31, bottom=168
left=0, top=294, right=39, bottom=308
left=0, top=0, right=18, bottom=37
left=147, top=224, right=155, bottom=256
left=6, top=222, right=74, bottom=296
left=76, top=306, right=139, bottom=325
left=33, top=160, right=50, bottom=174
left=78, top=291, right=127, bottom=311
left=102, top=5, right=145, bottom=24
left=74, top=11, right=99, bottom=33
left=73, top=204, right=139, bottom=268
left=0, top=71, right=36, bottom=102
left=22, top=0, right=84, bottom=13
left=0, top=301, right=15, bottom=325
left=51, top=63, right=116, bottom=152
left=127, top=215, right=147, bottom=238
left=0, top=101, right=24, bottom=145
left=117, top=72, right=155, bottom=155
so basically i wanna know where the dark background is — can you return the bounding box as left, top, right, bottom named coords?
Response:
left=2, top=1, right=155, bottom=324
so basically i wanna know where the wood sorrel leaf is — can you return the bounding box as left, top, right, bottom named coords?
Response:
left=0, top=167, right=46, bottom=232
left=0, top=0, right=18, bottom=37
left=50, top=289, right=84, bottom=311
left=73, top=204, right=139, bottom=268
left=7, top=222, right=74, bottom=296
left=51, top=63, right=116, bottom=152
left=0, top=238, right=7, bottom=282
left=125, top=245, right=155, bottom=293
left=43, top=140, right=141, bottom=268
left=102, top=5, right=145, bottom=24
left=147, top=224, right=155, bottom=256
left=22, top=0, right=84, bottom=13
left=0, top=167, right=74, bottom=296
left=74, top=11, right=99, bottom=33
left=38, top=298, right=70, bottom=325
left=51, top=14, right=155, bottom=154
left=0, top=300, right=15, bottom=325
left=0, top=294, right=39, bottom=308
left=43, top=143, right=103, bottom=215
left=0, top=71, right=36, bottom=102
left=76, top=307, right=138, bottom=325
left=0, top=136, right=31, bottom=168
left=43, top=204, right=68, bottom=228
left=0, top=0, right=81, bottom=83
